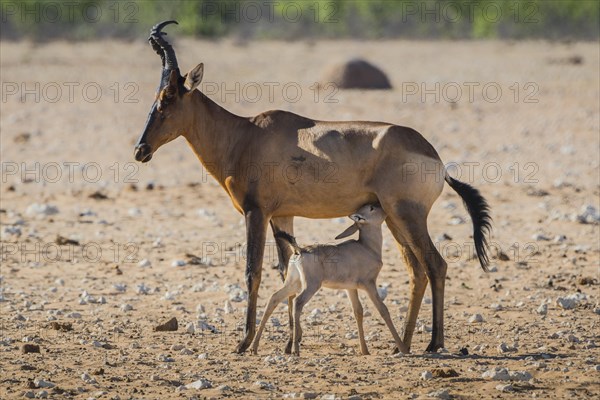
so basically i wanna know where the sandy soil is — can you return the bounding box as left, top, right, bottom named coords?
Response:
left=0, top=38, right=599, bottom=399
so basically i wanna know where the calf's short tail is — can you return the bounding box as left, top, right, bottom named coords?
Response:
left=274, top=231, right=302, bottom=256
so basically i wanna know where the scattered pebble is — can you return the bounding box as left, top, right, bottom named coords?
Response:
left=575, top=205, right=600, bottom=224
left=427, top=388, right=450, bottom=399
left=2, top=225, right=22, bottom=237
left=197, top=321, right=218, bottom=333
left=21, top=344, right=40, bottom=354
left=482, top=368, right=532, bottom=381
left=33, top=379, right=54, bottom=388
left=254, top=381, right=276, bottom=390
left=496, top=384, right=514, bottom=392
left=136, top=283, right=151, bottom=295
left=497, top=342, right=517, bottom=353
left=537, top=303, right=548, bottom=315
left=171, top=259, right=186, bottom=267
left=532, top=233, right=550, bottom=241
left=468, top=314, right=484, bottom=323
left=431, top=368, right=459, bottom=378
left=26, top=203, right=59, bottom=217
left=138, top=259, right=152, bottom=268
left=154, top=317, right=178, bottom=332
left=556, top=293, right=586, bottom=310
left=186, top=322, right=195, bottom=334
left=157, top=354, right=174, bottom=362
left=224, top=300, right=234, bottom=314
left=128, top=207, right=142, bottom=217
left=81, top=372, right=97, bottom=384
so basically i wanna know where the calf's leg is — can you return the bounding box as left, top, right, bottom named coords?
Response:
left=347, top=289, right=369, bottom=355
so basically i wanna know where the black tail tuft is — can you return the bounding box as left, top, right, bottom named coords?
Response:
left=445, top=175, right=492, bottom=271
left=274, top=231, right=301, bottom=255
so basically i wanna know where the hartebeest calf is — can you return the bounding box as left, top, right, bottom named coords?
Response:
left=134, top=21, right=492, bottom=354
left=252, top=203, right=409, bottom=356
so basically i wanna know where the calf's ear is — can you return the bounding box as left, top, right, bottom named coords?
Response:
left=335, top=223, right=359, bottom=240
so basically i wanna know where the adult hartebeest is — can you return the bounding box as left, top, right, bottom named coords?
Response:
left=134, top=21, right=492, bottom=354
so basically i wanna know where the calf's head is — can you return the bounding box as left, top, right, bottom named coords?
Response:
left=335, top=203, right=386, bottom=239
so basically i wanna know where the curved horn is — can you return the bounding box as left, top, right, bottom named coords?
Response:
left=149, top=20, right=179, bottom=71
left=148, top=37, right=165, bottom=68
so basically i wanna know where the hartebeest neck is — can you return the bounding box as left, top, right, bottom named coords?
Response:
left=357, top=225, right=383, bottom=260
left=183, top=90, right=252, bottom=186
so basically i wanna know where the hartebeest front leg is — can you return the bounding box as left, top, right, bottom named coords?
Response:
left=235, top=208, right=269, bottom=354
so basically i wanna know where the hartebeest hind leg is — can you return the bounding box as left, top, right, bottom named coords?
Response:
left=394, top=241, right=428, bottom=352
left=384, top=201, right=448, bottom=352
left=235, top=209, right=270, bottom=354
left=270, top=216, right=296, bottom=354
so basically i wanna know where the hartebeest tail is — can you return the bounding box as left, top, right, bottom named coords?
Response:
left=445, top=175, right=492, bottom=271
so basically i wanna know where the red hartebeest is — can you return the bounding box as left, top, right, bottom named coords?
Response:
left=134, top=21, right=491, bottom=354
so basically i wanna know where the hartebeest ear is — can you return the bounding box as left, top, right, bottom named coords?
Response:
left=184, top=63, right=204, bottom=91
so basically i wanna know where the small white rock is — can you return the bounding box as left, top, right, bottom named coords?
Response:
left=421, top=371, right=433, bottom=380
left=556, top=293, right=586, bottom=310
left=171, top=259, right=186, bottom=267
left=532, top=233, right=550, bottom=241
left=127, top=207, right=142, bottom=217
left=427, top=388, right=450, bottom=399
left=468, top=314, right=484, bottom=323
left=496, top=384, right=514, bottom=392
left=497, top=342, right=517, bottom=353
left=537, top=303, right=548, bottom=315
left=224, top=300, right=234, bottom=314
left=135, top=283, right=150, bottom=294
left=187, top=378, right=212, bottom=389
left=509, top=371, right=532, bottom=381
left=113, top=283, right=127, bottom=293
left=26, top=203, right=59, bottom=217
left=138, top=259, right=151, bottom=268
left=254, top=381, right=276, bottom=390
left=186, top=322, right=195, bottom=334
left=120, top=304, right=133, bottom=312
left=482, top=368, right=511, bottom=380
left=81, top=372, right=97, bottom=384
left=34, top=379, right=55, bottom=388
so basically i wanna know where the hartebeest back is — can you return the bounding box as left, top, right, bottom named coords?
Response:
left=134, top=21, right=492, bottom=354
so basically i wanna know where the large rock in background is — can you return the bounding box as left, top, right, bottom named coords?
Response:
left=321, top=58, right=392, bottom=89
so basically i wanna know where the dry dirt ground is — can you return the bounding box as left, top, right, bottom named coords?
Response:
left=0, top=39, right=599, bottom=399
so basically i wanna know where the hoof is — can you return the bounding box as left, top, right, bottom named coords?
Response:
left=425, top=342, right=444, bottom=353
left=235, top=341, right=250, bottom=354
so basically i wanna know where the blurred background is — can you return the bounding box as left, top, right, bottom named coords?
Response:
left=2, top=0, right=599, bottom=41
